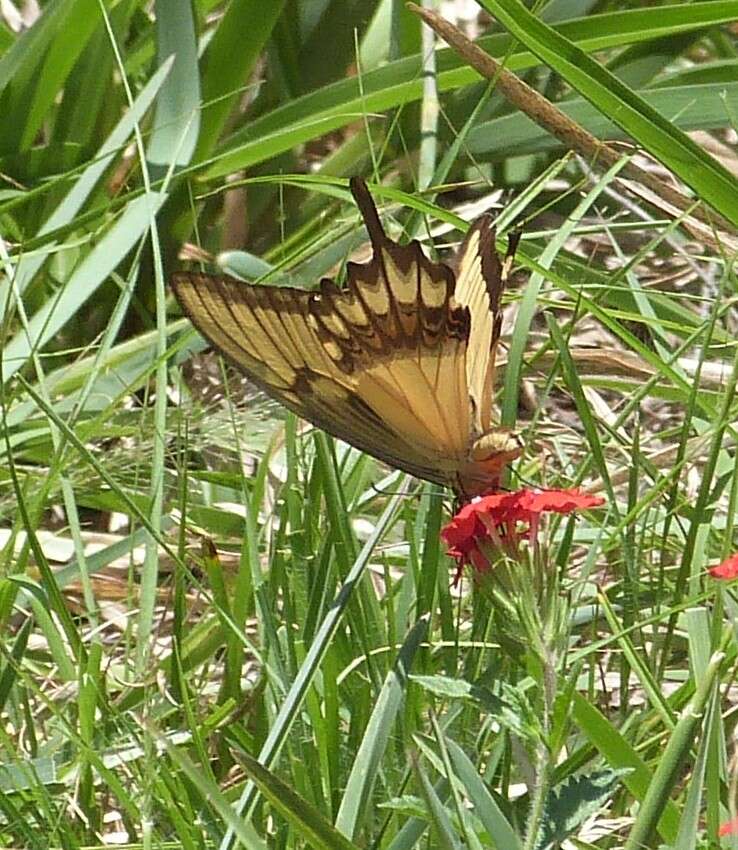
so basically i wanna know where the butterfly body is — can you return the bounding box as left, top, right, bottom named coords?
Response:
left=173, top=178, right=521, bottom=500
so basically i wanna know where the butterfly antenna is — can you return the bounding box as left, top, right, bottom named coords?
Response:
left=369, top=482, right=417, bottom=500
left=349, top=177, right=389, bottom=250
left=508, top=467, right=538, bottom=489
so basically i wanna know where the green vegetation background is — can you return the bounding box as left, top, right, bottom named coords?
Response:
left=0, top=0, right=737, bottom=847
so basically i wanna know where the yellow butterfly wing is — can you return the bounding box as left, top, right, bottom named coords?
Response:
left=454, top=213, right=520, bottom=435
left=172, top=178, right=520, bottom=496
left=173, top=181, right=477, bottom=487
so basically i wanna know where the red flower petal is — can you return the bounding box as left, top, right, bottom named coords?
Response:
left=440, top=502, right=481, bottom=548
left=710, top=553, right=738, bottom=580
left=474, top=491, right=529, bottom=524
left=517, top=488, right=605, bottom=515
left=441, top=494, right=515, bottom=570
left=719, top=816, right=738, bottom=836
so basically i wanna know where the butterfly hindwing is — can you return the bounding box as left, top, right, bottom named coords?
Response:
left=173, top=179, right=520, bottom=495
left=172, top=188, right=476, bottom=487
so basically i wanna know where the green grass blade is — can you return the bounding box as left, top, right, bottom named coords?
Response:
left=147, top=0, right=199, bottom=169
left=413, top=759, right=461, bottom=850
left=0, top=0, right=66, bottom=97
left=624, top=649, right=724, bottom=850
left=673, top=690, right=717, bottom=850
left=545, top=315, right=614, bottom=499
left=163, top=740, right=268, bottom=850
left=502, top=154, right=627, bottom=431
left=7, top=58, right=172, bottom=294
left=197, top=0, right=286, bottom=158
left=335, top=615, right=430, bottom=838
left=445, top=736, right=522, bottom=850
left=236, top=750, right=361, bottom=850
left=2, top=192, right=167, bottom=381
left=571, top=692, right=679, bottom=843
left=202, top=5, right=733, bottom=179
left=0, top=616, right=32, bottom=711
left=19, top=0, right=101, bottom=151
left=469, top=81, right=738, bottom=158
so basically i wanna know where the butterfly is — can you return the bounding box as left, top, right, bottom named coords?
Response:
left=172, top=178, right=522, bottom=500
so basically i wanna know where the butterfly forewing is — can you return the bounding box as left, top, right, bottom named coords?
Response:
left=173, top=178, right=520, bottom=497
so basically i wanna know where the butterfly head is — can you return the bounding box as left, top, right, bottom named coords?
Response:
left=456, top=429, right=523, bottom=499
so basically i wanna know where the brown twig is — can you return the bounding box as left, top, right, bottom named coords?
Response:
left=407, top=3, right=738, bottom=246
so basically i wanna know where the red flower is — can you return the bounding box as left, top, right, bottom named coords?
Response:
left=441, top=487, right=604, bottom=577
left=709, top=553, right=738, bottom=580
left=719, top=816, right=738, bottom=836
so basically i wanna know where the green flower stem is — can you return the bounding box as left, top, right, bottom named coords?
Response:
left=522, top=644, right=556, bottom=850
left=523, top=735, right=552, bottom=850
left=522, top=575, right=560, bottom=850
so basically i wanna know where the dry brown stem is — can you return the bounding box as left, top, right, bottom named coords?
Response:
left=407, top=3, right=738, bottom=249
